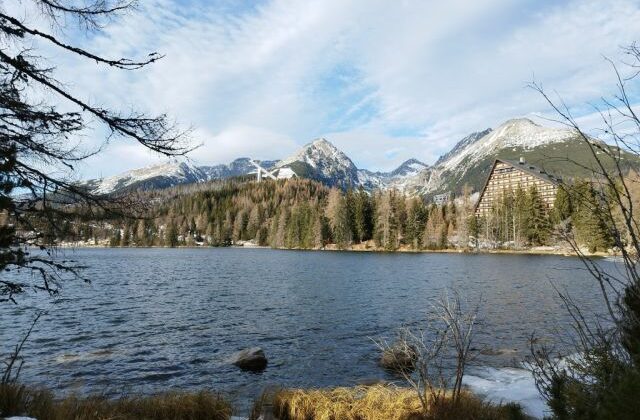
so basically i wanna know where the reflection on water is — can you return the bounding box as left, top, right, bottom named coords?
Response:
left=0, top=248, right=610, bottom=414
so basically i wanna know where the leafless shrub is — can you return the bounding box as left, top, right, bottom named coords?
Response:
left=526, top=42, right=640, bottom=418
left=374, top=290, right=481, bottom=414
left=2, top=311, right=42, bottom=385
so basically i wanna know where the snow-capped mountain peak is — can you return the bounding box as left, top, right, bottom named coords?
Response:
left=276, top=138, right=360, bottom=189
left=90, top=160, right=207, bottom=195
left=434, top=128, right=492, bottom=166
left=390, top=158, right=430, bottom=178
left=437, top=118, right=577, bottom=173
left=278, top=138, right=356, bottom=170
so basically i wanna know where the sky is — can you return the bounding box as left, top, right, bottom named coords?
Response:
left=8, top=0, right=640, bottom=177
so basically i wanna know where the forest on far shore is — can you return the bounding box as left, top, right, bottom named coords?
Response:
left=50, top=176, right=622, bottom=253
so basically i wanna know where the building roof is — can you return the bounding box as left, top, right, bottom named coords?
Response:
left=498, top=159, right=562, bottom=185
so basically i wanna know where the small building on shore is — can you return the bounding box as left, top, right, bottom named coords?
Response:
left=474, top=158, right=560, bottom=217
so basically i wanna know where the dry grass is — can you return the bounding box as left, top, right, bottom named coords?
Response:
left=0, top=383, right=233, bottom=420
left=271, top=384, right=527, bottom=420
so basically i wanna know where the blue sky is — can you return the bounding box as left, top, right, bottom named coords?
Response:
left=9, top=0, right=640, bottom=177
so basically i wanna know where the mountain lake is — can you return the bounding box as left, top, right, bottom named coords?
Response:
left=0, top=248, right=614, bottom=417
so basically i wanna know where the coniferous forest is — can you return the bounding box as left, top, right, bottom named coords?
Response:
left=54, top=176, right=620, bottom=253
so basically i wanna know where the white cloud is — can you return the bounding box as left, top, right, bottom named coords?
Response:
left=9, top=0, right=640, bottom=177
left=188, top=126, right=298, bottom=165
left=326, top=128, right=427, bottom=171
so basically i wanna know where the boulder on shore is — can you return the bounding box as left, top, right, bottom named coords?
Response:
left=379, top=343, right=417, bottom=373
left=230, top=347, right=268, bottom=372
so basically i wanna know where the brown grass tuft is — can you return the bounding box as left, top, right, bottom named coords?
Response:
left=0, top=383, right=233, bottom=420
left=271, top=384, right=527, bottom=420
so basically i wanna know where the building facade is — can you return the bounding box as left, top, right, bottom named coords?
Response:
left=433, top=192, right=452, bottom=206
left=474, top=158, right=560, bottom=217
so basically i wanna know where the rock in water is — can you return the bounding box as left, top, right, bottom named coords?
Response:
left=379, top=343, right=417, bottom=373
left=230, top=347, right=268, bottom=371
left=480, top=347, right=519, bottom=356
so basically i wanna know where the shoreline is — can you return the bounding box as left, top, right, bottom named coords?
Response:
left=55, top=242, right=609, bottom=258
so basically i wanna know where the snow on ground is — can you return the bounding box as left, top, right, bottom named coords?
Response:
left=464, top=365, right=548, bottom=419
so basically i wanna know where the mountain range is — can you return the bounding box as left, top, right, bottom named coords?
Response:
left=83, top=118, right=623, bottom=197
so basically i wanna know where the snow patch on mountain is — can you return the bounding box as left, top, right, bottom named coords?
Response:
left=200, top=158, right=276, bottom=179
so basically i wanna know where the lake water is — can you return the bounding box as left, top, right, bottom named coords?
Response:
left=0, top=248, right=613, bottom=416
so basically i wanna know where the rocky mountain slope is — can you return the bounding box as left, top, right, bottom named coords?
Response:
left=275, top=138, right=361, bottom=189
left=200, top=158, right=277, bottom=180
left=84, top=118, right=633, bottom=197
left=85, top=159, right=276, bottom=195
left=83, top=161, right=209, bottom=195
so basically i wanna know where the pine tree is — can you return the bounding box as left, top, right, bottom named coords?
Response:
left=136, top=219, right=147, bottom=247
left=373, top=191, right=399, bottom=250
left=553, top=185, right=572, bottom=224
left=246, top=205, right=262, bottom=240
left=455, top=185, right=474, bottom=249
left=469, top=213, right=480, bottom=248
left=351, top=187, right=373, bottom=243
left=572, top=182, right=614, bottom=252
left=189, top=217, right=197, bottom=238
left=526, top=185, right=551, bottom=246
left=513, top=186, right=529, bottom=247
left=326, top=188, right=352, bottom=249
left=257, top=226, right=269, bottom=246
left=109, top=229, right=122, bottom=248
left=395, top=193, right=408, bottom=246
left=232, top=209, right=246, bottom=241
left=165, top=222, right=179, bottom=248
left=406, top=197, right=427, bottom=249
left=222, top=210, right=233, bottom=246
left=423, top=204, right=447, bottom=249
left=274, top=208, right=289, bottom=248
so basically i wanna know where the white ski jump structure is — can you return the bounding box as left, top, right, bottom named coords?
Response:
left=249, top=160, right=296, bottom=182
left=249, top=159, right=277, bottom=182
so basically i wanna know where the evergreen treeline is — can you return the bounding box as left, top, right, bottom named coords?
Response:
left=478, top=181, right=616, bottom=251
left=57, top=178, right=617, bottom=252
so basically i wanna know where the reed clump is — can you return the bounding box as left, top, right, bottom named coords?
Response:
left=0, top=383, right=233, bottom=420
left=270, top=384, right=526, bottom=420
